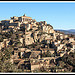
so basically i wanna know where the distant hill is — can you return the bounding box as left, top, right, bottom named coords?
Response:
left=55, top=29, right=75, bottom=35
left=68, top=29, right=75, bottom=32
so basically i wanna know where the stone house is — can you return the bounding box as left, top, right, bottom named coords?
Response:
left=33, top=31, right=39, bottom=42
left=1, top=20, right=10, bottom=26
left=40, top=48, right=55, bottom=55
left=54, top=42, right=58, bottom=45
left=57, top=44, right=65, bottom=52
left=18, top=14, right=32, bottom=23
left=53, top=31, right=57, bottom=40
left=69, top=37, right=75, bottom=43
left=32, top=26, right=38, bottom=31
left=13, top=48, right=25, bottom=59
left=2, top=39, right=10, bottom=48
left=2, top=29, right=11, bottom=33
left=45, top=35, right=52, bottom=40
left=5, top=40, right=10, bottom=47
left=13, top=51, right=19, bottom=59
left=56, top=68, right=65, bottom=72
left=40, top=48, right=48, bottom=54
left=11, top=14, right=32, bottom=24
left=0, top=42, right=4, bottom=50
left=39, top=33, right=51, bottom=43
left=39, top=21, right=47, bottom=26
left=60, top=51, right=66, bottom=57
left=64, top=34, right=69, bottom=39
left=9, top=21, right=21, bottom=27
left=30, top=59, right=44, bottom=71
left=71, top=42, right=75, bottom=51
left=44, top=59, right=50, bottom=65
left=55, top=31, right=60, bottom=36
left=42, top=24, right=54, bottom=34
left=18, top=48, right=26, bottom=58
left=8, top=26, right=15, bottom=29
left=1, top=14, right=33, bottom=31
left=58, top=40, right=61, bottom=44
left=13, top=48, right=32, bottom=59
left=32, top=22, right=38, bottom=28
left=1, top=19, right=14, bottom=27
left=30, top=58, right=49, bottom=71
left=19, top=37, right=24, bottom=44
left=29, top=51, right=41, bottom=59
left=59, top=32, right=64, bottom=40
left=46, top=39, right=51, bottom=44
left=31, top=64, right=40, bottom=71
left=49, top=48, right=55, bottom=55
left=11, top=16, right=18, bottom=21
left=25, top=31, right=34, bottom=45
left=26, top=24, right=32, bottom=31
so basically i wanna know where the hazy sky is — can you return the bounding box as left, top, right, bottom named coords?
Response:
left=0, top=2, right=75, bottom=30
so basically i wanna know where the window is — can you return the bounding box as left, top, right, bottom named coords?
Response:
left=27, top=38, right=29, bottom=40
left=23, top=18, right=24, bottom=22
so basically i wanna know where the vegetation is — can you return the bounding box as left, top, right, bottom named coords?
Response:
left=42, top=50, right=51, bottom=57
left=0, top=46, right=23, bottom=72
left=56, top=52, right=75, bottom=72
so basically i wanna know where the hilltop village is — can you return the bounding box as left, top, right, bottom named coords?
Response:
left=0, top=14, right=75, bottom=72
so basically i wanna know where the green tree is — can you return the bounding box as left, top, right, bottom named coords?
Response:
left=0, top=48, right=23, bottom=72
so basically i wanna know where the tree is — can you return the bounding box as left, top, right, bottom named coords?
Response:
left=39, top=66, right=46, bottom=72
left=42, top=51, right=51, bottom=57
left=0, top=35, right=3, bottom=42
left=47, top=50, right=51, bottom=57
left=11, top=34, right=16, bottom=39
left=42, top=52, right=46, bottom=57
left=0, top=47, right=23, bottom=72
left=3, top=48, right=11, bottom=60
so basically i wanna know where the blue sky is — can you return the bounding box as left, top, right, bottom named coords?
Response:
left=0, top=2, right=75, bottom=30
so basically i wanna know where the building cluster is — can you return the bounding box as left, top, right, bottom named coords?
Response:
left=0, top=14, right=75, bottom=72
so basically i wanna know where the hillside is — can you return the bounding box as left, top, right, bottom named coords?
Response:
left=55, top=29, right=75, bottom=35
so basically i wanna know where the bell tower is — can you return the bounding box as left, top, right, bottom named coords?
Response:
left=23, top=14, right=26, bottom=16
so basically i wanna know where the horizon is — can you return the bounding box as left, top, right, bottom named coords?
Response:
left=0, top=1, right=75, bottom=30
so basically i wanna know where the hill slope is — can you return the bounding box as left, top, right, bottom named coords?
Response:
left=55, top=29, right=75, bottom=35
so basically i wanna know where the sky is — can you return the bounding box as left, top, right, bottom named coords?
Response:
left=0, top=1, right=75, bottom=30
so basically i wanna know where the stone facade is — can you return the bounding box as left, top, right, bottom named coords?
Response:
left=25, top=31, right=34, bottom=45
